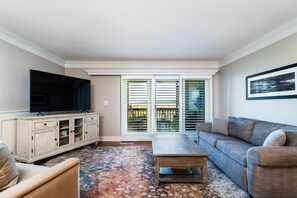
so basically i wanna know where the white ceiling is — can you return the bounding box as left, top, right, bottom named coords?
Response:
left=1, top=0, right=297, bottom=64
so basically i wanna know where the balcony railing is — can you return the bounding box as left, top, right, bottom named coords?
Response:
left=127, top=107, right=205, bottom=132
left=127, top=108, right=147, bottom=132
left=127, top=108, right=178, bottom=132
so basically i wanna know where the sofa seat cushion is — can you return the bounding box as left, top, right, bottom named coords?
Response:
left=16, top=163, right=49, bottom=183
left=216, top=139, right=253, bottom=167
left=199, top=131, right=237, bottom=147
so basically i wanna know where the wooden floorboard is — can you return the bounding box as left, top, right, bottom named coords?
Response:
left=96, top=141, right=152, bottom=147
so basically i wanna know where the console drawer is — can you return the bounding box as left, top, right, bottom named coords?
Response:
left=86, top=116, right=98, bottom=123
left=34, top=120, right=56, bottom=130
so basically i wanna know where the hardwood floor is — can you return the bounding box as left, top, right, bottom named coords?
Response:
left=96, top=141, right=152, bottom=147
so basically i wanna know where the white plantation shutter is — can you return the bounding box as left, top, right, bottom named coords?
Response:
left=122, top=79, right=152, bottom=135
left=182, top=79, right=211, bottom=133
left=155, top=80, right=180, bottom=132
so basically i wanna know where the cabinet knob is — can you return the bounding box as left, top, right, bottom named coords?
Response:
left=44, top=123, right=47, bottom=126
left=85, top=132, right=88, bottom=134
left=55, top=138, right=57, bottom=141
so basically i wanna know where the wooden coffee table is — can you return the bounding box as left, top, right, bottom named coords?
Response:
left=152, top=134, right=208, bottom=188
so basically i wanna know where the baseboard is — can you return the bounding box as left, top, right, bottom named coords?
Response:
left=121, top=136, right=152, bottom=141
left=99, top=135, right=153, bottom=142
left=99, top=136, right=121, bottom=142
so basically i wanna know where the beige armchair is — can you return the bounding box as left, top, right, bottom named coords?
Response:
left=0, top=158, right=80, bottom=198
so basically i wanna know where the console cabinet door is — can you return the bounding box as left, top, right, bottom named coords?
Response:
left=58, top=118, right=71, bottom=147
left=85, top=123, right=99, bottom=141
left=32, top=129, right=56, bottom=156
left=72, top=117, right=84, bottom=143
left=85, top=115, right=99, bottom=141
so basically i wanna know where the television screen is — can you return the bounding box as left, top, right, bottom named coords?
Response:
left=30, top=69, right=91, bottom=113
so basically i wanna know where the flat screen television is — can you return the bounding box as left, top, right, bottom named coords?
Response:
left=30, top=69, right=91, bottom=113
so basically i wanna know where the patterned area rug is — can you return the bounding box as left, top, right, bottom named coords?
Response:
left=40, top=146, right=249, bottom=198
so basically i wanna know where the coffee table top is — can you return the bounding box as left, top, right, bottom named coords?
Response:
left=152, top=134, right=208, bottom=157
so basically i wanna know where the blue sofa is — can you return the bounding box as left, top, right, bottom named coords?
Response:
left=196, top=117, right=297, bottom=198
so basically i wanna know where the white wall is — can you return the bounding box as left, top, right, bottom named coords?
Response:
left=0, top=39, right=64, bottom=152
left=218, top=32, right=297, bottom=125
left=65, top=69, right=121, bottom=141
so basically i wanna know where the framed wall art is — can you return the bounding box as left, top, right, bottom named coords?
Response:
left=246, top=63, right=297, bottom=100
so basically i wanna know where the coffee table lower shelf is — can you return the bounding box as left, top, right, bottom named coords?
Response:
left=158, top=167, right=202, bottom=183
left=154, top=156, right=208, bottom=188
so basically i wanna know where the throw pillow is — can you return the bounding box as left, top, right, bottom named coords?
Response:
left=263, top=129, right=286, bottom=147
left=228, top=117, right=255, bottom=142
left=211, top=118, right=229, bottom=135
left=0, top=140, right=19, bottom=191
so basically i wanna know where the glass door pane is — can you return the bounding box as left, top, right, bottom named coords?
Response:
left=73, top=118, right=83, bottom=142
left=58, top=119, right=70, bottom=146
left=155, top=80, right=179, bottom=132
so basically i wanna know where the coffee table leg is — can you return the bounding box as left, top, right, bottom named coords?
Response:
left=155, top=157, right=160, bottom=185
left=202, top=157, right=207, bottom=189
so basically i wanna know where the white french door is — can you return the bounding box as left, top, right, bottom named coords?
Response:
left=181, top=78, right=211, bottom=136
left=155, top=77, right=180, bottom=133
left=121, top=75, right=212, bottom=140
left=121, top=76, right=152, bottom=140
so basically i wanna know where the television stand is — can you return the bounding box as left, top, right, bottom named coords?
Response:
left=15, top=112, right=100, bottom=163
left=80, top=110, right=90, bottom=113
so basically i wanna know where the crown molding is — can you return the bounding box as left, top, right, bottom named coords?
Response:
left=0, top=26, right=65, bottom=67
left=65, top=60, right=219, bottom=69
left=219, top=17, right=297, bottom=67
left=85, top=68, right=219, bottom=75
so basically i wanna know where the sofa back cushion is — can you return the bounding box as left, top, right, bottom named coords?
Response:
left=250, top=121, right=297, bottom=146
left=211, top=118, right=229, bottom=135
left=0, top=140, right=19, bottom=191
left=228, top=117, right=255, bottom=142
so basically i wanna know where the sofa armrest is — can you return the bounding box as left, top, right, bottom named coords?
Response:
left=247, top=147, right=297, bottom=197
left=0, top=158, right=80, bottom=198
left=196, top=123, right=212, bottom=133
left=247, top=146, right=297, bottom=167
